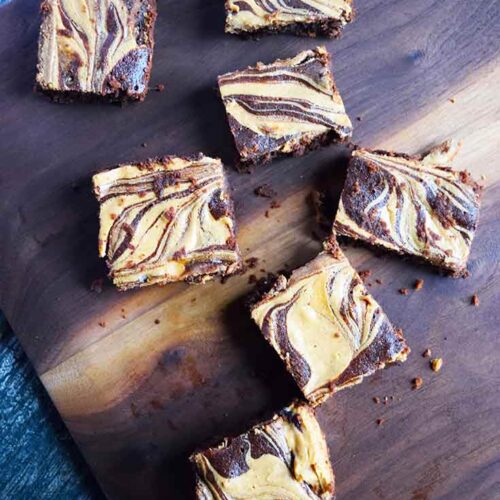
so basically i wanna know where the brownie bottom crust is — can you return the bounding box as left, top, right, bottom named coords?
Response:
left=237, top=128, right=349, bottom=171
left=228, top=19, right=346, bottom=39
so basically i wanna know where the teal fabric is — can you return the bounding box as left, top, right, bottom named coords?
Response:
left=0, top=314, right=102, bottom=499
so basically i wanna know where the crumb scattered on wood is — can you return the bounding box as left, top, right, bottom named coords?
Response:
left=399, top=288, right=409, bottom=295
left=248, top=274, right=257, bottom=284
left=154, top=319, right=161, bottom=325
left=414, top=279, right=424, bottom=290
left=264, top=210, right=270, bottom=218
left=98, top=321, right=106, bottom=328
left=430, top=358, right=443, bottom=372
left=375, top=278, right=382, bottom=285
left=412, top=377, right=423, bottom=390
left=155, top=83, right=165, bottom=92
left=270, top=200, right=281, bottom=209
left=359, top=270, right=372, bottom=281
left=422, top=348, right=432, bottom=358
left=245, top=257, right=259, bottom=269
left=373, top=396, right=380, bottom=404
left=254, top=184, right=277, bottom=198
left=376, top=418, right=385, bottom=426
left=471, top=294, right=479, bottom=306
left=142, top=142, right=147, bottom=148
left=449, top=97, right=456, bottom=104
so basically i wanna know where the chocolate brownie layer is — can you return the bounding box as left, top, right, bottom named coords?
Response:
left=36, top=0, right=157, bottom=102
left=93, top=154, right=242, bottom=290
left=218, top=47, right=353, bottom=168
left=191, top=401, right=335, bottom=499
left=225, top=0, right=353, bottom=38
left=334, top=141, right=482, bottom=277
left=251, top=238, right=409, bottom=405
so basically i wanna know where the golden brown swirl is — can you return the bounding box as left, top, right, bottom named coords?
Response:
left=251, top=240, right=409, bottom=405
left=36, top=0, right=156, bottom=99
left=218, top=47, right=352, bottom=166
left=225, top=0, right=353, bottom=35
left=191, top=401, right=335, bottom=500
left=93, top=155, right=242, bottom=290
left=334, top=143, right=482, bottom=276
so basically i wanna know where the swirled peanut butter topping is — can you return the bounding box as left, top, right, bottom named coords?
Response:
left=192, top=401, right=334, bottom=500
left=334, top=145, right=482, bottom=275
left=225, top=0, right=353, bottom=34
left=218, top=47, right=352, bottom=164
left=93, top=155, right=242, bottom=290
left=36, top=0, right=156, bottom=98
left=251, top=241, right=408, bottom=404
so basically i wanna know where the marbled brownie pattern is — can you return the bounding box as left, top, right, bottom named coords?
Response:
left=93, top=155, right=242, bottom=290
left=251, top=239, right=409, bottom=405
left=225, top=0, right=353, bottom=37
left=334, top=142, right=482, bottom=276
left=191, top=401, right=335, bottom=500
left=218, top=47, right=352, bottom=167
left=36, top=0, right=157, bottom=100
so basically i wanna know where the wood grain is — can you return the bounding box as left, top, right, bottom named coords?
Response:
left=1, top=0, right=499, bottom=498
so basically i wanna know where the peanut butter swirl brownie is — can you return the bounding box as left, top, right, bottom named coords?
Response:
left=191, top=401, right=335, bottom=499
left=218, top=47, right=353, bottom=168
left=36, top=0, right=157, bottom=102
left=251, top=239, right=409, bottom=405
left=225, top=0, right=353, bottom=38
left=93, top=155, right=243, bottom=290
left=334, top=141, right=482, bottom=276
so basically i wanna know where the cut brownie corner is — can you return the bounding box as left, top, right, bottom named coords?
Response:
left=251, top=241, right=409, bottom=405
left=334, top=144, right=482, bottom=277
left=36, top=0, right=157, bottom=103
left=218, top=46, right=352, bottom=168
left=93, top=154, right=242, bottom=291
left=190, top=400, right=335, bottom=500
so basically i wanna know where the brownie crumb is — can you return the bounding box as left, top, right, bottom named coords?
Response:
left=359, top=270, right=372, bottom=281
left=248, top=274, right=257, bottom=284
left=90, top=277, right=104, bottom=294
left=155, top=83, right=165, bottom=92
left=422, top=348, right=432, bottom=358
left=471, top=294, right=479, bottom=306
left=399, top=288, right=409, bottom=295
left=98, top=321, right=106, bottom=328
left=254, top=184, right=277, bottom=198
left=245, top=257, right=259, bottom=269
left=154, top=319, right=161, bottom=325
left=130, top=402, right=140, bottom=418
left=264, top=210, right=270, bottom=218
left=142, top=142, right=147, bottom=148
left=356, top=116, right=362, bottom=122
left=414, top=279, right=424, bottom=290
left=375, top=278, right=383, bottom=285
left=373, top=397, right=380, bottom=404
left=150, top=399, right=163, bottom=410
left=449, top=97, right=456, bottom=104
left=411, top=377, right=423, bottom=390
left=430, top=358, right=443, bottom=372
left=376, top=418, right=385, bottom=426
left=270, top=200, right=281, bottom=209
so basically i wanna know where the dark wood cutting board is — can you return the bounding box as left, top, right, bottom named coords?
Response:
left=1, top=0, right=499, bottom=498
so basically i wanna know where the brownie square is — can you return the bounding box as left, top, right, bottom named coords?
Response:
left=225, top=0, right=354, bottom=38
left=92, top=154, right=243, bottom=290
left=36, top=0, right=157, bottom=102
left=334, top=142, right=482, bottom=277
left=218, top=47, right=353, bottom=168
left=251, top=238, right=409, bottom=405
left=191, top=401, right=335, bottom=499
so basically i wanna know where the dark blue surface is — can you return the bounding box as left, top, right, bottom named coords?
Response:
left=0, top=313, right=103, bottom=499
